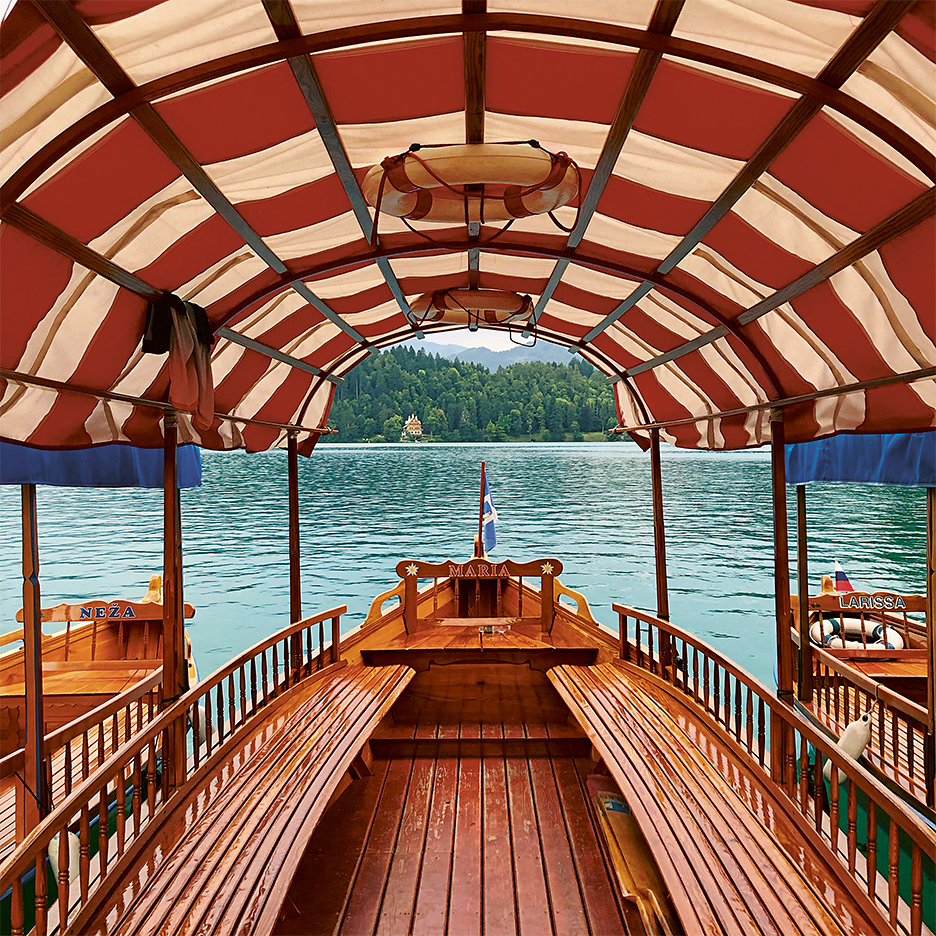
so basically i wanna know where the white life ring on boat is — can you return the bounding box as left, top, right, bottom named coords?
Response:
left=362, top=143, right=580, bottom=224
left=410, top=288, right=533, bottom=325
left=810, top=619, right=904, bottom=650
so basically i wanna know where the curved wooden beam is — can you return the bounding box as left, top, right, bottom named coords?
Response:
left=2, top=12, right=932, bottom=210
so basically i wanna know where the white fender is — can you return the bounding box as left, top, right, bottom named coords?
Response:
left=823, top=708, right=875, bottom=784
left=49, top=830, right=80, bottom=884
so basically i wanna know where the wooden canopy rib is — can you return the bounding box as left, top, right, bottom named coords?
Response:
left=262, top=0, right=417, bottom=330
left=214, top=329, right=343, bottom=384
left=2, top=204, right=163, bottom=302
left=4, top=13, right=932, bottom=217
left=584, top=0, right=915, bottom=342
left=532, top=0, right=685, bottom=323
left=612, top=367, right=936, bottom=434
left=0, top=369, right=336, bottom=435
left=32, top=0, right=368, bottom=349
left=628, top=186, right=936, bottom=378
left=1, top=206, right=344, bottom=388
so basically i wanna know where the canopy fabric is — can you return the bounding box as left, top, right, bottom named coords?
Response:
left=785, top=432, right=936, bottom=486
left=0, top=0, right=933, bottom=452
left=0, top=440, right=202, bottom=487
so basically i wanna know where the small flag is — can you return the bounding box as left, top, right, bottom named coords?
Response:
left=834, top=560, right=854, bottom=593
left=482, top=474, right=498, bottom=553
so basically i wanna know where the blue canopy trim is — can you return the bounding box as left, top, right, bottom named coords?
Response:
left=0, top=442, right=202, bottom=488
left=786, top=433, right=935, bottom=486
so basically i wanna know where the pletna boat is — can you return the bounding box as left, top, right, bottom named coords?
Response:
left=0, top=0, right=934, bottom=933
left=1, top=545, right=933, bottom=936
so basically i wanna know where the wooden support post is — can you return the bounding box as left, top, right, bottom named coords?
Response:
left=541, top=567, right=555, bottom=634
left=162, top=414, right=186, bottom=790
left=770, top=411, right=794, bottom=786
left=926, top=487, right=935, bottom=808
left=19, top=483, right=49, bottom=840
left=477, top=461, right=486, bottom=557
left=288, top=432, right=303, bottom=671
left=650, top=428, right=671, bottom=672
left=331, top=614, right=341, bottom=665
left=796, top=485, right=813, bottom=702
left=650, top=428, right=670, bottom=621
left=771, top=411, right=794, bottom=704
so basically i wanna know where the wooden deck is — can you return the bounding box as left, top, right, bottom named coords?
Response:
left=275, top=722, right=634, bottom=936
left=550, top=660, right=893, bottom=936
left=77, top=663, right=413, bottom=936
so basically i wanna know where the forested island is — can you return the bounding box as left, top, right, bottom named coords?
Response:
left=325, top=345, right=619, bottom=443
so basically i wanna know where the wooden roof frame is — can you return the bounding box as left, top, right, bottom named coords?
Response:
left=2, top=1, right=932, bottom=448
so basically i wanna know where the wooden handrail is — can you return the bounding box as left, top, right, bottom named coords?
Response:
left=807, top=640, right=929, bottom=726
left=612, top=602, right=936, bottom=859
left=0, top=604, right=347, bottom=931
left=0, top=670, right=162, bottom=781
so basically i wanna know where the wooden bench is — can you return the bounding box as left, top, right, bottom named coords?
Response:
left=549, top=661, right=891, bottom=936
left=77, top=662, right=414, bottom=936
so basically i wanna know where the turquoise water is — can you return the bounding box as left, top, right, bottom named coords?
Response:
left=0, top=442, right=927, bottom=688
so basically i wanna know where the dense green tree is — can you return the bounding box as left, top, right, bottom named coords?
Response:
left=323, top=346, right=618, bottom=443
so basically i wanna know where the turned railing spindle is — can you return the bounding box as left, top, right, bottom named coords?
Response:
left=34, top=850, right=47, bottom=936
left=97, top=783, right=108, bottom=875
left=239, top=667, right=247, bottom=728
left=79, top=803, right=90, bottom=902
left=57, top=821, right=70, bottom=929
left=847, top=782, right=857, bottom=874
left=866, top=800, right=877, bottom=900
left=910, top=844, right=922, bottom=936
left=799, top=734, right=809, bottom=814
left=116, top=765, right=126, bottom=855
left=10, top=873, right=24, bottom=936
left=829, top=769, right=839, bottom=856
left=746, top=687, right=754, bottom=754
left=216, top=683, right=224, bottom=743
left=888, top=818, right=899, bottom=929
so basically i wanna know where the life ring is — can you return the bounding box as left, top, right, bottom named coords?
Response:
left=362, top=143, right=580, bottom=224
left=410, top=288, right=533, bottom=325
left=810, top=618, right=904, bottom=650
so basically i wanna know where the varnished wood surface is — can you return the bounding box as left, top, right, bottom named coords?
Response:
left=550, top=661, right=891, bottom=936
left=78, top=663, right=414, bottom=936
left=0, top=701, right=151, bottom=862
left=275, top=723, right=632, bottom=936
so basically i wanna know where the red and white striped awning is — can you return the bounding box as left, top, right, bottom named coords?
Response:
left=1, top=0, right=933, bottom=452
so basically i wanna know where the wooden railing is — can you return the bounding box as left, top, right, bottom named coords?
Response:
left=0, top=606, right=346, bottom=936
left=0, top=673, right=162, bottom=802
left=792, top=632, right=934, bottom=810
left=614, top=602, right=935, bottom=936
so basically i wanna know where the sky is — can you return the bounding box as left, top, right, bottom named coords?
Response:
left=415, top=327, right=521, bottom=351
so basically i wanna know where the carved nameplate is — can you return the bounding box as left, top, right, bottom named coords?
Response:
left=396, top=557, right=563, bottom=580
left=806, top=591, right=925, bottom=614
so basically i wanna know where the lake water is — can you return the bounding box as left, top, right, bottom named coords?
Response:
left=0, top=442, right=927, bottom=689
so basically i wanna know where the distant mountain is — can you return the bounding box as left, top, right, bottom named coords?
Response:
left=400, top=338, right=572, bottom=370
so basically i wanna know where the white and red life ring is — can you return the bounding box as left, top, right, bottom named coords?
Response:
left=362, top=143, right=579, bottom=224
left=410, top=288, right=532, bottom=325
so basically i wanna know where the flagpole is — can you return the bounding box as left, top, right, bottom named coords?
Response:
left=477, top=461, right=486, bottom=557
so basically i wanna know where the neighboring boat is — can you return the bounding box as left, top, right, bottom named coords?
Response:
left=0, top=578, right=197, bottom=863
left=1, top=577, right=196, bottom=753
left=0, top=551, right=932, bottom=936
left=790, top=572, right=931, bottom=820
left=784, top=435, right=935, bottom=821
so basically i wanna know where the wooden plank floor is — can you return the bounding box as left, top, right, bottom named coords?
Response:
left=275, top=723, right=632, bottom=936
